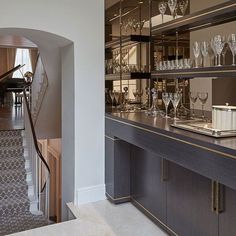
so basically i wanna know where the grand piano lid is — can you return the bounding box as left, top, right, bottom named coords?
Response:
left=0, top=64, right=25, bottom=82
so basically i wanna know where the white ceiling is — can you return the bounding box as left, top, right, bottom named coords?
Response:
left=105, top=0, right=120, bottom=9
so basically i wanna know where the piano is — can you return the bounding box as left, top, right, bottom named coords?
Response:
left=0, top=64, right=29, bottom=105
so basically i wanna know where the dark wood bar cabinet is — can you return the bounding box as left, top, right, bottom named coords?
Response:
left=105, top=1, right=236, bottom=235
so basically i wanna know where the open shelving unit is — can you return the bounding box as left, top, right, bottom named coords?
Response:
left=152, top=0, right=236, bottom=36
left=151, top=0, right=236, bottom=79
left=151, top=66, right=236, bottom=79
left=105, top=72, right=151, bottom=81
left=105, top=35, right=150, bottom=49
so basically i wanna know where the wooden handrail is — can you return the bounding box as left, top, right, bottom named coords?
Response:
left=23, top=89, right=50, bottom=174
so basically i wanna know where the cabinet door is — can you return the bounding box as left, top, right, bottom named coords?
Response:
left=167, top=162, right=218, bottom=236
left=131, top=146, right=167, bottom=224
left=219, top=186, right=236, bottom=236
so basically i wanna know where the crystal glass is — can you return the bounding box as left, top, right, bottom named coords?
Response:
left=208, top=40, right=216, bottom=66
left=114, top=91, right=120, bottom=109
left=193, top=41, right=201, bottom=68
left=201, top=41, right=209, bottom=67
left=109, top=90, right=115, bottom=108
left=133, top=89, right=143, bottom=110
left=158, top=1, right=167, bottom=23
left=168, top=0, right=177, bottom=20
left=198, top=92, right=208, bottom=119
left=213, top=35, right=225, bottom=66
left=132, top=21, right=139, bottom=34
left=170, top=93, right=181, bottom=120
left=138, top=20, right=146, bottom=33
left=150, top=88, right=160, bottom=116
left=189, top=91, right=198, bottom=117
left=122, top=20, right=129, bottom=35
left=184, top=58, right=192, bottom=69
left=179, top=0, right=188, bottom=16
left=227, top=34, right=236, bottom=66
left=162, top=92, right=171, bottom=118
left=122, top=87, right=129, bottom=111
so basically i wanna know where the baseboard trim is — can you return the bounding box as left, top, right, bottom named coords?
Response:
left=76, top=184, right=106, bottom=206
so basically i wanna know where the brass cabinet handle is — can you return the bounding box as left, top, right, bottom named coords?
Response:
left=161, top=158, right=168, bottom=182
left=211, top=180, right=216, bottom=213
left=211, top=180, right=224, bottom=214
left=216, top=183, right=224, bottom=214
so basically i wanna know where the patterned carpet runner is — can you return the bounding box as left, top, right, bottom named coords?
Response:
left=0, top=130, right=48, bottom=235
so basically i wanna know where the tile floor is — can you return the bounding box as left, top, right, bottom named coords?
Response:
left=11, top=200, right=168, bottom=236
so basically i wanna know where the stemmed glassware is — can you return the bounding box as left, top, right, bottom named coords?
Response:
left=213, top=35, right=225, bottom=66
left=158, top=1, right=167, bottom=23
left=109, top=90, right=115, bottom=108
left=189, top=92, right=198, bottom=117
left=133, top=89, right=143, bottom=109
left=179, top=0, right=188, bottom=16
left=168, top=0, right=178, bottom=20
left=162, top=92, right=171, bottom=118
left=227, top=34, right=236, bottom=66
left=201, top=41, right=209, bottom=67
left=193, top=41, right=201, bottom=68
left=210, top=38, right=218, bottom=66
left=114, top=91, right=120, bottom=109
left=138, top=20, right=146, bottom=33
left=170, top=93, right=181, bottom=120
left=198, top=92, right=208, bottom=119
left=149, top=88, right=161, bottom=116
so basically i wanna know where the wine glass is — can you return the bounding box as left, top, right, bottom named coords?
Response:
left=213, top=35, right=226, bottom=66
left=122, top=21, right=129, bottom=35
left=168, top=0, right=177, bottom=20
left=138, top=20, right=146, bottom=33
left=193, top=41, right=201, bottom=68
left=158, top=1, right=167, bottom=23
left=201, top=41, right=209, bottom=67
left=198, top=92, right=208, bottom=119
left=189, top=92, right=198, bottom=117
left=227, top=34, right=236, bottom=66
left=109, top=90, right=115, bottom=108
left=170, top=93, right=181, bottom=120
left=132, top=20, right=139, bottom=34
left=114, top=91, right=120, bottom=109
left=179, top=0, right=188, bottom=16
left=162, top=92, right=171, bottom=118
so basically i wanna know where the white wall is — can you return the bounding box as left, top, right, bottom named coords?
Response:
left=0, top=0, right=105, bottom=220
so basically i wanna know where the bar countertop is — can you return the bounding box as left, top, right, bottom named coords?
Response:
left=105, top=112, right=236, bottom=160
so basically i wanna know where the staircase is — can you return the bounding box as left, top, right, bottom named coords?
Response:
left=0, top=130, right=49, bottom=235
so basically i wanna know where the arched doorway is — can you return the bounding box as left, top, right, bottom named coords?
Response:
left=0, top=28, right=75, bottom=221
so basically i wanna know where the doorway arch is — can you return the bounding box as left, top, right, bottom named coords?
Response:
left=0, top=28, right=75, bottom=221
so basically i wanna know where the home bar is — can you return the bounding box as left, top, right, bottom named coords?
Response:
left=105, top=1, right=236, bottom=235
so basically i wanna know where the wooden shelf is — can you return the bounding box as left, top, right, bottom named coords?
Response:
left=151, top=66, right=236, bottom=79
left=105, top=72, right=151, bottom=81
left=105, top=35, right=150, bottom=49
left=152, top=0, right=236, bottom=36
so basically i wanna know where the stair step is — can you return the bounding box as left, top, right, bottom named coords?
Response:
left=0, top=212, right=49, bottom=235
left=0, top=157, right=25, bottom=171
left=0, top=182, right=28, bottom=201
left=0, top=146, right=24, bottom=159
left=0, top=136, right=22, bottom=147
left=0, top=196, right=30, bottom=217
left=0, top=169, right=26, bottom=184
left=0, top=130, right=22, bottom=138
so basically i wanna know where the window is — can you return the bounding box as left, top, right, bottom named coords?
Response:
left=13, top=48, right=32, bottom=78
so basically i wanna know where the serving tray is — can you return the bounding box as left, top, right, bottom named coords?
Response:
left=171, top=120, right=236, bottom=138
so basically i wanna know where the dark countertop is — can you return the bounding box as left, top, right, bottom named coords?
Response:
left=106, top=112, right=236, bottom=159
